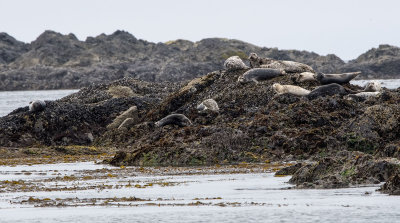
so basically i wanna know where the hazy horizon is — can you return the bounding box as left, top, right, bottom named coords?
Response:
left=1, top=0, right=399, bottom=60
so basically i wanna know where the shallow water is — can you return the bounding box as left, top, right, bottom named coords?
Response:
left=0, top=89, right=78, bottom=117
left=0, top=162, right=399, bottom=223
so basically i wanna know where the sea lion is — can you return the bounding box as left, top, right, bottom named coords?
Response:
left=364, top=81, right=382, bottom=92
left=29, top=100, right=46, bottom=112
left=224, top=56, right=248, bottom=71
left=294, top=72, right=316, bottom=83
left=155, top=114, right=192, bottom=127
left=248, top=53, right=314, bottom=73
left=238, top=68, right=285, bottom=83
left=197, top=99, right=219, bottom=112
left=272, top=83, right=311, bottom=96
left=307, top=83, right=347, bottom=100
left=316, top=71, right=361, bottom=85
left=344, top=92, right=380, bottom=101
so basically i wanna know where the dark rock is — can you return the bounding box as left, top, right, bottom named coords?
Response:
left=380, top=173, right=400, bottom=195
left=275, top=163, right=303, bottom=176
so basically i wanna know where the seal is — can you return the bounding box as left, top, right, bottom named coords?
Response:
left=316, top=71, right=361, bottom=85
left=238, top=68, right=285, bottom=83
left=364, top=81, right=382, bottom=92
left=293, top=72, right=316, bottom=83
left=107, top=106, right=138, bottom=130
left=272, top=83, right=311, bottom=96
left=224, top=56, right=248, bottom=71
left=155, top=114, right=192, bottom=127
left=197, top=99, right=219, bottom=112
left=117, top=118, right=135, bottom=130
left=344, top=92, right=380, bottom=101
left=248, top=53, right=314, bottom=73
left=307, top=83, right=347, bottom=100
left=29, top=100, right=46, bottom=112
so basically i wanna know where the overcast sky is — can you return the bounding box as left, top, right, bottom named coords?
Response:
left=1, top=0, right=399, bottom=60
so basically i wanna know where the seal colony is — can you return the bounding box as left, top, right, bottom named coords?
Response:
left=3, top=50, right=400, bottom=195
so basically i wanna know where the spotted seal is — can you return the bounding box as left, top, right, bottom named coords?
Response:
left=238, top=68, right=285, bottom=83
left=29, top=100, right=46, bottom=112
left=272, top=83, right=311, bottom=96
left=155, top=114, right=192, bottom=127
left=224, top=56, right=248, bottom=71
left=364, top=81, right=382, bottom=92
left=316, top=71, right=361, bottom=85
left=248, top=53, right=314, bottom=73
left=197, top=99, right=219, bottom=112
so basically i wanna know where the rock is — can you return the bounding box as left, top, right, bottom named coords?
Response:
left=380, top=173, right=400, bottom=195
left=0, top=77, right=176, bottom=147
left=275, top=163, right=303, bottom=176
left=107, top=86, right=134, bottom=98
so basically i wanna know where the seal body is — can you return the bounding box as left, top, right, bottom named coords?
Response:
left=272, top=83, right=310, bottom=96
left=307, top=83, right=347, bottom=100
left=197, top=99, right=219, bottom=112
left=364, top=81, right=382, bottom=92
left=155, top=114, right=192, bottom=127
left=224, top=56, right=248, bottom=71
left=238, top=68, right=285, bottom=83
left=345, top=92, right=380, bottom=101
left=29, top=100, right=46, bottom=112
left=294, top=72, right=316, bottom=82
left=316, top=72, right=361, bottom=85
left=107, top=106, right=138, bottom=130
left=249, top=53, right=314, bottom=73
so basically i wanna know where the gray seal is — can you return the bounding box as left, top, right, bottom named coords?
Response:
left=248, top=53, right=314, bottom=73
left=224, top=56, right=248, bottom=71
left=155, top=114, right=192, bottom=127
left=316, top=71, right=361, bottom=85
left=238, top=68, right=285, bottom=83
left=29, top=100, right=46, bottom=112
left=307, top=83, right=347, bottom=100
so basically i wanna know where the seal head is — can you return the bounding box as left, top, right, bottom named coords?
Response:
left=29, top=100, right=46, bottom=112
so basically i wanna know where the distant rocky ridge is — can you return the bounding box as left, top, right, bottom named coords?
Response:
left=0, top=30, right=399, bottom=90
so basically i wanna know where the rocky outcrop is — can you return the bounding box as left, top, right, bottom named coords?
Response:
left=342, top=44, right=400, bottom=79
left=0, top=32, right=30, bottom=65
left=1, top=31, right=399, bottom=90
left=0, top=54, right=399, bottom=194
left=0, top=78, right=179, bottom=147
